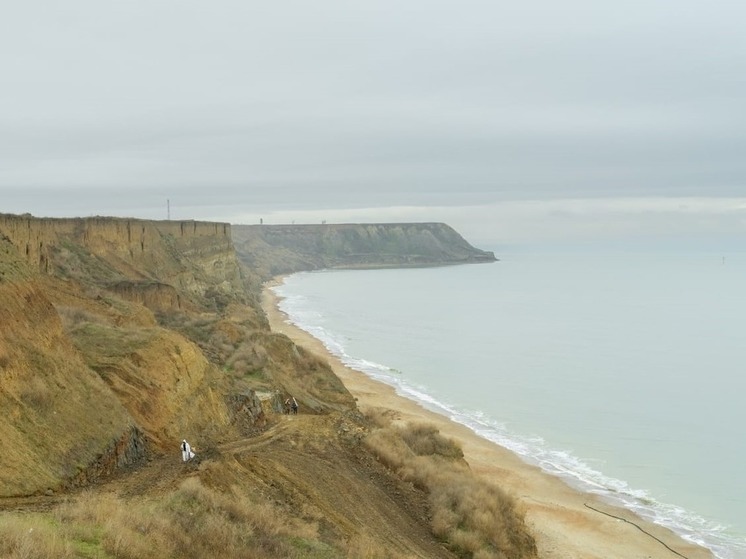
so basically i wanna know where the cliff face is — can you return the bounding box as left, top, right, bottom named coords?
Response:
left=0, top=236, right=134, bottom=496
left=0, top=214, right=241, bottom=304
left=0, top=214, right=357, bottom=496
left=232, top=222, right=496, bottom=278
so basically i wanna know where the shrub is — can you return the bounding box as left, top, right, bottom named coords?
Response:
left=363, top=406, right=398, bottom=428
left=226, top=345, right=265, bottom=378
left=364, top=417, right=537, bottom=559
left=399, top=423, right=464, bottom=459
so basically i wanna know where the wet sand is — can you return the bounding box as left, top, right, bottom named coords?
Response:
left=262, top=278, right=713, bottom=559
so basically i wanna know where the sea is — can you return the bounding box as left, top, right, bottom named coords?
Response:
left=271, top=243, right=746, bottom=559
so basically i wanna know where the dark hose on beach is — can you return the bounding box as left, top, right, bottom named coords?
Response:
left=583, top=503, right=691, bottom=559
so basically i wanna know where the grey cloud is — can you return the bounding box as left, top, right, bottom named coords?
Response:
left=1, top=0, right=745, bottom=238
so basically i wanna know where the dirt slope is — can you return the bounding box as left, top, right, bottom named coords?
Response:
left=212, top=414, right=456, bottom=558
left=0, top=411, right=459, bottom=558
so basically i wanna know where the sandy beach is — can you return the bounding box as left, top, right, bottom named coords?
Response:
left=262, top=279, right=713, bottom=559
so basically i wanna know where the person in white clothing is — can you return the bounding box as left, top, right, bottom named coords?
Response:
left=181, top=439, right=195, bottom=462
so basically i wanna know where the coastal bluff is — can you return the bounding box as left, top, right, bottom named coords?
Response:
left=0, top=214, right=255, bottom=496
left=0, top=214, right=492, bottom=497
left=1, top=213, right=708, bottom=558
left=0, top=213, right=544, bottom=559
left=232, top=222, right=496, bottom=276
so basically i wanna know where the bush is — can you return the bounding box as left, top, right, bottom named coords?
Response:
left=364, top=418, right=537, bottom=559
left=226, top=345, right=266, bottom=377
left=399, top=423, right=464, bottom=459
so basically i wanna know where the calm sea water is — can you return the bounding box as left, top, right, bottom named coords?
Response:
left=272, top=246, right=746, bottom=559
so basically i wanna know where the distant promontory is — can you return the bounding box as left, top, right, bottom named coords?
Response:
left=232, top=222, right=496, bottom=278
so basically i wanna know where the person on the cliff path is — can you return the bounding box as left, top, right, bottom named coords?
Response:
left=181, top=439, right=195, bottom=462
left=291, top=397, right=298, bottom=415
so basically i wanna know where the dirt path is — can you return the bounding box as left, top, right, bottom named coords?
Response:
left=0, top=413, right=457, bottom=558
left=0, top=419, right=291, bottom=511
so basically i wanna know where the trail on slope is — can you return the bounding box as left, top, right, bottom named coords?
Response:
left=0, top=413, right=457, bottom=558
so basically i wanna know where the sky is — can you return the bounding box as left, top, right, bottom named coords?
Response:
left=1, top=1, right=745, bottom=246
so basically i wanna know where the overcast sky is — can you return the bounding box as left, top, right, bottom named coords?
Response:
left=1, top=1, right=745, bottom=246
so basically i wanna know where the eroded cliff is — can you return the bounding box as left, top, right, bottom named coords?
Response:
left=0, top=214, right=545, bottom=559
left=0, top=214, right=241, bottom=304
left=0, top=236, right=134, bottom=496
left=0, top=214, right=354, bottom=495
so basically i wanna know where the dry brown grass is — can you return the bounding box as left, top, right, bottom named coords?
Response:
left=364, top=415, right=537, bottom=559
left=155, top=312, right=269, bottom=381
left=342, top=532, right=421, bottom=559
left=226, top=344, right=267, bottom=378
left=0, top=477, right=343, bottom=559
left=400, top=423, right=464, bottom=459
left=19, top=375, right=53, bottom=409
left=55, top=305, right=108, bottom=330
left=0, top=515, right=75, bottom=559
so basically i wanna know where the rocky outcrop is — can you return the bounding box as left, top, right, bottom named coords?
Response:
left=232, top=222, right=496, bottom=278
left=226, top=391, right=266, bottom=432
left=107, top=280, right=187, bottom=312
left=68, top=426, right=147, bottom=488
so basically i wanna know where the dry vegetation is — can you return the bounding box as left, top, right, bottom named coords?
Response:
left=0, top=478, right=340, bottom=559
left=56, top=305, right=109, bottom=330
left=155, top=311, right=269, bottom=379
left=364, top=410, right=537, bottom=559
left=18, top=375, right=53, bottom=408
left=0, top=221, right=535, bottom=559
left=0, top=410, right=537, bottom=559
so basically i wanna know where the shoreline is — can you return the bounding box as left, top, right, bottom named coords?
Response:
left=262, top=277, right=714, bottom=559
